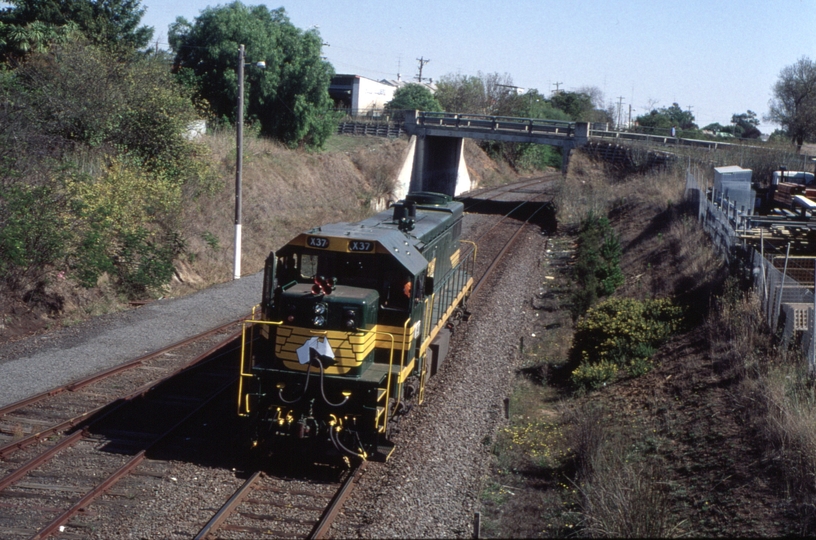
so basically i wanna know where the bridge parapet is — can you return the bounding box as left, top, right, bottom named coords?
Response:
left=404, top=110, right=588, bottom=146
left=588, top=128, right=762, bottom=151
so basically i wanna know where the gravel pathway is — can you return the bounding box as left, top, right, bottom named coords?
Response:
left=0, top=273, right=262, bottom=408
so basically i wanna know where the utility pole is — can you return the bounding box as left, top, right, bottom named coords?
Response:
left=234, top=45, right=245, bottom=280
left=552, top=81, right=563, bottom=95
left=415, top=57, right=430, bottom=83
left=617, top=96, right=625, bottom=130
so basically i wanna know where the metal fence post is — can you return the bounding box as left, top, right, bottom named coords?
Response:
left=775, top=243, right=791, bottom=333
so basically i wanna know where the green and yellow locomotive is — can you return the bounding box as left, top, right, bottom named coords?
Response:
left=238, top=192, right=474, bottom=460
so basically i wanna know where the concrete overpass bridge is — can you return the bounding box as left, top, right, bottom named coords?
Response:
left=396, top=110, right=760, bottom=198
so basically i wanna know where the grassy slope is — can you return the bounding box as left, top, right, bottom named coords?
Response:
left=481, top=152, right=812, bottom=537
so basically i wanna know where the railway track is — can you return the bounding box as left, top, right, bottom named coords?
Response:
left=460, top=176, right=557, bottom=296
left=195, top=462, right=366, bottom=539
left=0, top=339, right=237, bottom=539
left=0, top=319, right=244, bottom=460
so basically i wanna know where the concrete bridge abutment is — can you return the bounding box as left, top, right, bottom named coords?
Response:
left=397, top=111, right=588, bottom=198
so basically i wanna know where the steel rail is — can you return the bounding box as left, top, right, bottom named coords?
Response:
left=28, top=376, right=239, bottom=540
left=31, top=451, right=147, bottom=540
left=0, top=316, right=247, bottom=418
left=460, top=185, right=554, bottom=268
left=194, top=471, right=264, bottom=539
left=0, top=330, right=242, bottom=459
left=0, top=430, right=86, bottom=491
left=471, top=196, right=554, bottom=297
left=461, top=177, right=548, bottom=205
left=308, top=461, right=367, bottom=539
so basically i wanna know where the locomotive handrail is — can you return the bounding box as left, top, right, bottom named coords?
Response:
left=460, top=240, right=477, bottom=263
left=238, top=306, right=283, bottom=416
left=392, top=317, right=413, bottom=414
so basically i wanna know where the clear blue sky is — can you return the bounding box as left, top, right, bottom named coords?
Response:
left=41, top=0, right=816, bottom=130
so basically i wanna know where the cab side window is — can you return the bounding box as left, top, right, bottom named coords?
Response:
left=383, top=274, right=413, bottom=311
left=300, top=253, right=319, bottom=279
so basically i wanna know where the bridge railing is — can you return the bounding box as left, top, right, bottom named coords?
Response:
left=414, top=111, right=576, bottom=136
left=589, top=128, right=762, bottom=151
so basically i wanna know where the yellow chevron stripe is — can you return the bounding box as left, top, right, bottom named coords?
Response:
left=274, top=321, right=418, bottom=374
left=450, top=248, right=460, bottom=268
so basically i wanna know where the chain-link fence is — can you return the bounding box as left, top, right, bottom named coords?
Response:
left=685, top=165, right=816, bottom=368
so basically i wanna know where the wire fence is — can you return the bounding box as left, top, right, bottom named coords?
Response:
left=685, top=165, right=816, bottom=370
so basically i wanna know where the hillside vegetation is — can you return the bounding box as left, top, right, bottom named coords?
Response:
left=0, top=133, right=514, bottom=342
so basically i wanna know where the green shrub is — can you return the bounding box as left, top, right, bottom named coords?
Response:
left=0, top=183, right=71, bottom=287
left=571, top=212, right=624, bottom=318
left=572, top=360, right=619, bottom=390
left=67, top=158, right=184, bottom=296
left=570, top=297, right=682, bottom=389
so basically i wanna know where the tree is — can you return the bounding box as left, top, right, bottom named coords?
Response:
left=767, top=56, right=816, bottom=147
left=482, top=72, right=520, bottom=116
left=731, top=110, right=761, bottom=139
left=636, top=102, right=697, bottom=131
left=434, top=73, right=486, bottom=113
left=1, top=39, right=213, bottom=296
left=0, top=0, right=153, bottom=58
left=384, top=83, right=442, bottom=117
left=575, top=85, right=615, bottom=124
left=169, top=2, right=336, bottom=149
left=702, top=122, right=727, bottom=134
left=550, top=91, right=593, bottom=120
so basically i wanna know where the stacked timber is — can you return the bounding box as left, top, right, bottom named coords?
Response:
left=774, top=182, right=806, bottom=208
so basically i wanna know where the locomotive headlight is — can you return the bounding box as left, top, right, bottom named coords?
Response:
left=344, top=308, right=358, bottom=330
left=314, top=303, right=327, bottom=315
left=313, top=315, right=326, bottom=326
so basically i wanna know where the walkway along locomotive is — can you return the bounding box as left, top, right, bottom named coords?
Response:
left=238, top=192, right=474, bottom=461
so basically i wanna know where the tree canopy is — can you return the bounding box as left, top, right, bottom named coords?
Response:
left=434, top=73, right=486, bottom=114
left=767, top=56, right=816, bottom=147
left=1, top=39, right=214, bottom=297
left=384, top=83, right=442, bottom=117
left=169, top=2, right=336, bottom=149
left=0, top=0, right=153, bottom=59
left=636, top=102, right=697, bottom=131
left=732, top=111, right=761, bottom=139
left=550, top=91, right=593, bottom=120
left=432, top=72, right=570, bottom=171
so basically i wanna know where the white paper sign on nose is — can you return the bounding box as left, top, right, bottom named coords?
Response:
left=296, top=337, right=335, bottom=364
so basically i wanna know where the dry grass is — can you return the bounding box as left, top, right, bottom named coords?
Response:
left=578, top=460, right=682, bottom=538
left=707, top=279, right=816, bottom=532
left=562, top=402, right=684, bottom=538
left=554, top=152, right=616, bottom=229
left=485, top=143, right=816, bottom=537
left=173, top=132, right=410, bottom=294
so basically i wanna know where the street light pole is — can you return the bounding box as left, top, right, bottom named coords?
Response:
left=234, top=44, right=245, bottom=280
